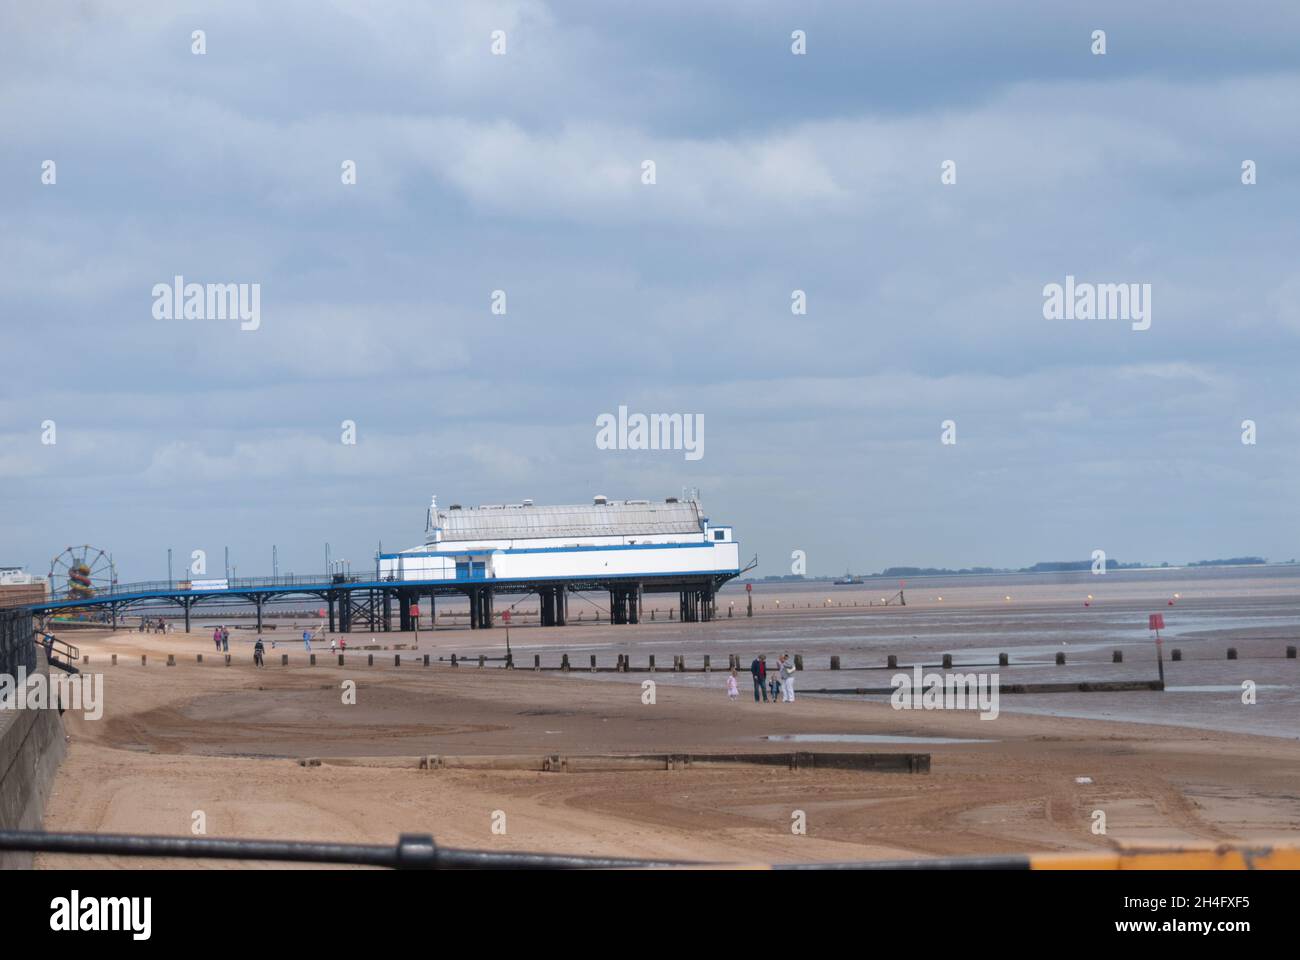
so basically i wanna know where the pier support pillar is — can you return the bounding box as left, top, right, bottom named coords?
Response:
left=540, top=587, right=566, bottom=627
left=606, top=587, right=638, bottom=625
left=399, top=590, right=412, bottom=631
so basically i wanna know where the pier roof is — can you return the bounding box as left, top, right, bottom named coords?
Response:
left=437, top=500, right=704, bottom=542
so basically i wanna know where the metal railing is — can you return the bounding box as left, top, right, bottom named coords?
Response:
left=0, top=830, right=693, bottom=869
left=80, top=574, right=374, bottom=599
left=3, top=829, right=1294, bottom=870
left=35, top=632, right=80, bottom=673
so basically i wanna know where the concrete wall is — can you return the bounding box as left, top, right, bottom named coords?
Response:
left=0, top=582, right=48, bottom=609
left=0, top=653, right=67, bottom=869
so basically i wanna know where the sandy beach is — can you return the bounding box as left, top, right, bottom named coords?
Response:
left=34, top=572, right=1300, bottom=868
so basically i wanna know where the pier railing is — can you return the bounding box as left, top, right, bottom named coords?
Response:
left=63, top=573, right=376, bottom=600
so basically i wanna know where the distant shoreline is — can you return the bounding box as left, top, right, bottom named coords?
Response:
left=746, top=560, right=1294, bottom=585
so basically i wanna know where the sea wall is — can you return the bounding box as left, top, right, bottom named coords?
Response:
left=0, top=610, right=67, bottom=869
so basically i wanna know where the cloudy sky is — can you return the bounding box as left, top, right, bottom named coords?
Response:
left=2, top=0, right=1298, bottom=582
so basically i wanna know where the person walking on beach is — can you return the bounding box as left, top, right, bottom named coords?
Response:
left=329, top=637, right=336, bottom=655
left=213, top=626, right=222, bottom=652
left=221, top=627, right=229, bottom=653
left=769, top=662, right=781, bottom=703
left=253, top=636, right=265, bottom=668
left=303, top=628, right=312, bottom=653
left=750, top=655, right=768, bottom=702
left=780, top=652, right=796, bottom=702
left=726, top=669, right=740, bottom=701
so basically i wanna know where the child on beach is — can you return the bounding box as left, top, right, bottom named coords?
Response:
left=726, top=669, right=739, bottom=701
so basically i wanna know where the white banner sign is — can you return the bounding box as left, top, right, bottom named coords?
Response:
left=190, top=579, right=229, bottom=591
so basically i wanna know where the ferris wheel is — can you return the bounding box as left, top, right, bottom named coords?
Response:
left=49, top=545, right=116, bottom=603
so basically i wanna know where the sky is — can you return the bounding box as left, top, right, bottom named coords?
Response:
left=2, top=0, right=1298, bottom=582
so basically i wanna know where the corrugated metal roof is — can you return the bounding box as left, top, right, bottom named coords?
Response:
left=437, top=500, right=704, bottom=542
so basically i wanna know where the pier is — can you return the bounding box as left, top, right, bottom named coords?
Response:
left=25, top=570, right=736, bottom=633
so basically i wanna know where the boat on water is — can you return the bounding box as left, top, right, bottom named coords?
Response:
left=834, top=569, right=864, bottom=585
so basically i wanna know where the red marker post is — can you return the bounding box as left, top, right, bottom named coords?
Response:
left=1149, top=613, right=1165, bottom=687
left=411, top=604, right=420, bottom=644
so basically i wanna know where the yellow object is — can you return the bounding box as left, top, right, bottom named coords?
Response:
left=1031, top=843, right=1300, bottom=871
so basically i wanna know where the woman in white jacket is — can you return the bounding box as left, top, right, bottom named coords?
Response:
left=780, top=652, right=796, bottom=702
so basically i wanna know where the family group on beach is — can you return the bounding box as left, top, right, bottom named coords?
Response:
left=726, top=653, right=796, bottom=703
left=213, top=624, right=337, bottom=668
